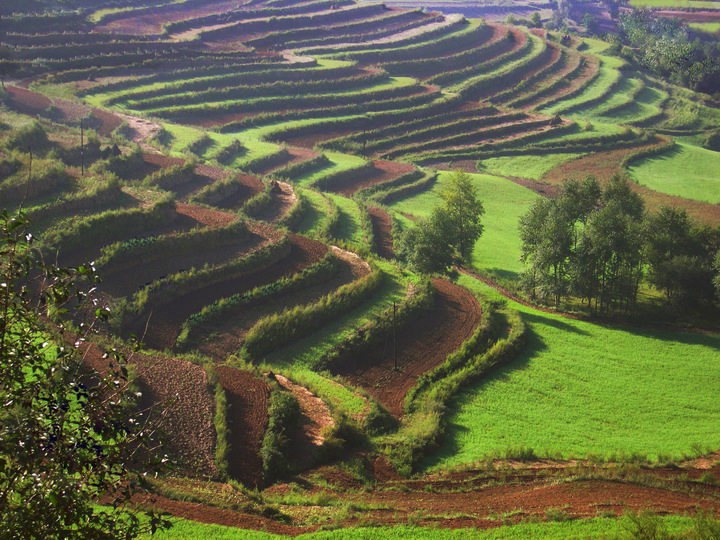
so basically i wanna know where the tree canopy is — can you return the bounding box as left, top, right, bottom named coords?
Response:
left=397, top=171, right=484, bottom=274
left=0, top=211, right=169, bottom=539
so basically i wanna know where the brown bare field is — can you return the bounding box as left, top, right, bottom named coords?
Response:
left=368, top=206, right=394, bottom=259
left=334, top=279, right=482, bottom=417
left=127, top=234, right=327, bottom=350
left=216, top=366, right=270, bottom=487
left=197, top=251, right=369, bottom=361
left=329, top=160, right=417, bottom=196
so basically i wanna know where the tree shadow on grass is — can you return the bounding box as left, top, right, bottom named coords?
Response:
left=522, top=310, right=591, bottom=336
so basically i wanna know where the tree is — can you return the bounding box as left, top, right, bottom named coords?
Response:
left=0, top=210, right=169, bottom=539
left=397, top=171, right=484, bottom=274
left=0, top=46, right=17, bottom=91
left=437, top=170, right=484, bottom=260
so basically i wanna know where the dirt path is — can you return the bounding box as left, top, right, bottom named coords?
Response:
left=116, top=113, right=163, bottom=153
left=334, top=278, right=482, bottom=417
left=215, top=366, right=270, bottom=487
left=274, top=374, right=335, bottom=472
left=368, top=206, right=394, bottom=259
left=255, top=181, right=297, bottom=222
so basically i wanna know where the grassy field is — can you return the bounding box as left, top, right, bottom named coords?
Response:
left=389, top=171, right=539, bottom=284
left=426, top=275, right=720, bottom=469
left=478, top=154, right=585, bottom=180
left=627, top=142, right=720, bottom=204
left=142, top=515, right=702, bottom=539
left=690, top=22, right=720, bottom=34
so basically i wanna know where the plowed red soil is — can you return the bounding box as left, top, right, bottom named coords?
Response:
left=216, top=366, right=270, bottom=487
left=525, top=55, right=599, bottom=110
left=257, top=147, right=318, bottom=176
left=80, top=344, right=217, bottom=477
left=280, top=127, right=358, bottom=149
left=334, top=279, right=482, bottom=417
left=175, top=202, right=237, bottom=228
left=129, top=234, right=327, bottom=350
left=5, top=85, right=51, bottom=114
left=275, top=374, right=334, bottom=473
left=368, top=206, right=394, bottom=259
left=329, top=160, right=417, bottom=196
left=543, top=143, right=720, bottom=227
left=100, top=230, right=265, bottom=298
left=96, top=0, right=246, bottom=35
left=197, top=250, right=369, bottom=361
left=213, top=173, right=265, bottom=210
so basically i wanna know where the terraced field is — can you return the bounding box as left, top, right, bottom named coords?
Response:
left=2, top=0, right=720, bottom=536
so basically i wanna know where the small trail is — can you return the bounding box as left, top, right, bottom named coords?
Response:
left=256, top=181, right=297, bottom=223
left=274, top=374, right=335, bottom=472
left=116, top=113, right=163, bottom=153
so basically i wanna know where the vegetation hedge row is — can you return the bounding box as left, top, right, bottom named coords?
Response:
left=164, top=0, right=356, bottom=34
left=388, top=300, right=527, bottom=475
left=370, top=171, right=438, bottom=205
left=154, top=81, right=425, bottom=119
left=327, top=18, right=475, bottom=62
left=78, top=57, right=282, bottom=95
left=251, top=10, right=432, bottom=50
left=215, top=139, right=246, bottom=165
left=507, top=52, right=588, bottom=108
left=382, top=23, right=499, bottom=77
left=241, top=264, right=384, bottom=361
left=465, top=41, right=554, bottom=101
left=107, top=65, right=360, bottom=105
left=97, top=219, right=248, bottom=273
left=0, top=160, right=71, bottom=203
left=27, top=175, right=122, bottom=224
left=241, top=149, right=290, bottom=175
left=200, top=3, right=384, bottom=43
left=260, top=384, right=301, bottom=482
left=321, top=278, right=435, bottom=373
left=490, top=45, right=566, bottom=105
left=144, top=161, right=196, bottom=190
left=272, top=154, right=330, bottom=181
left=536, top=58, right=602, bottom=110
left=388, top=118, right=552, bottom=160
left=115, top=234, right=291, bottom=330
left=42, top=194, right=176, bottom=258
left=127, top=72, right=389, bottom=110
left=175, top=254, right=340, bottom=350
left=360, top=113, right=527, bottom=155
left=429, top=29, right=529, bottom=87
left=189, top=175, right=260, bottom=207
left=356, top=170, right=424, bottom=200
left=280, top=189, right=308, bottom=231
left=311, top=162, right=374, bottom=191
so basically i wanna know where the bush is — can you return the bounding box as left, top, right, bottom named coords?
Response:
left=4, top=121, right=51, bottom=154
left=260, top=386, right=300, bottom=482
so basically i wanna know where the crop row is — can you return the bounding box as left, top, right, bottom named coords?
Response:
left=246, top=9, right=431, bottom=50
left=163, top=0, right=356, bottom=35
left=125, top=72, right=390, bottom=111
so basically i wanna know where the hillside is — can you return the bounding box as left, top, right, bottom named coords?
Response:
left=1, top=0, right=719, bottom=537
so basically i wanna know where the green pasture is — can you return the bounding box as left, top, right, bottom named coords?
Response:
left=427, top=275, right=720, bottom=469
left=478, top=153, right=585, bottom=180
left=627, top=142, right=720, bottom=204
left=142, top=515, right=703, bottom=539
left=388, top=171, right=539, bottom=284
left=690, top=22, right=720, bottom=34
left=296, top=189, right=332, bottom=237
left=327, top=194, right=370, bottom=249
